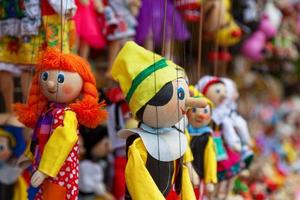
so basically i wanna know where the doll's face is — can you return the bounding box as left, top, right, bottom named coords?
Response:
left=205, top=83, right=227, bottom=106
left=91, top=137, right=112, bottom=158
left=187, top=105, right=211, bottom=128
left=0, top=137, right=11, bottom=161
left=40, top=70, right=83, bottom=103
left=143, top=79, right=189, bottom=128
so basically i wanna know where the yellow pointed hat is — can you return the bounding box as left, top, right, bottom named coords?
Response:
left=111, top=41, right=183, bottom=117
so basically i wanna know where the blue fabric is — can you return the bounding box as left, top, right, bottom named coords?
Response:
left=27, top=186, right=39, bottom=200
left=4, top=125, right=26, bottom=158
left=140, top=123, right=174, bottom=135
left=187, top=124, right=213, bottom=136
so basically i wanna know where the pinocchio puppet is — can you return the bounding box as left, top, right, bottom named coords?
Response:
left=111, top=41, right=207, bottom=200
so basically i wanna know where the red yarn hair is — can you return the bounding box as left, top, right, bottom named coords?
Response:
left=14, top=48, right=107, bottom=128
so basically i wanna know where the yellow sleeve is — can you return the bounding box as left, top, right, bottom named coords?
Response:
left=24, top=140, right=34, bottom=161
left=125, top=138, right=165, bottom=200
left=204, top=136, right=217, bottom=184
left=181, top=165, right=196, bottom=200
left=38, top=111, right=78, bottom=177
left=183, top=130, right=193, bottom=163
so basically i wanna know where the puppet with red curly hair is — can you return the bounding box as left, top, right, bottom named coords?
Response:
left=14, top=48, right=107, bottom=200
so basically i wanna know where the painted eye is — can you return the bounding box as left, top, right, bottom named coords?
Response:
left=41, top=71, right=48, bottom=81
left=204, top=108, right=209, bottom=114
left=177, top=86, right=185, bottom=100
left=216, top=88, right=220, bottom=94
left=192, top=108, right=197, bottom=113
left=0, top=145, right=4, bottom=151
left=57, top=73, right=65, bottom=84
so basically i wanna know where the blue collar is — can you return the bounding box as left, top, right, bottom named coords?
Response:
left=188, top=124, right=213, bottom=136
left=140, top=123, right=174, bottom=135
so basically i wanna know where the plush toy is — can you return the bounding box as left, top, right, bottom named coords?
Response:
left=111, top=41, right=207, bottom=200
left=79, top=125, right=115, bottom=200
left=186, top=86, right=217, bottom=199
left=14, top=48, right=107, bottom=200
left=196, top=76, right=243, bottom=199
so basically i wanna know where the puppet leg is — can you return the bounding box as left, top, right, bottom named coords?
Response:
left=224, top=177, right=235, bottom=199
left=106, top=40, right=121, bottom=78
left=78, top=40, right=90, bottom=59
left=0, top=71, right=14, bottom=112
left=21, top=69, right=32, bottom=101
left=216, top=180, right=227, bottom=200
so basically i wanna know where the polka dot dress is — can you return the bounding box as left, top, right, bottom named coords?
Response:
left=35, top=108, right=79, bottom=200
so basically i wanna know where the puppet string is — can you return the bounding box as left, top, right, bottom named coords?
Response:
left=213, top=0, right=222, bottom=76
left=197, top=0, right=204, bottom=82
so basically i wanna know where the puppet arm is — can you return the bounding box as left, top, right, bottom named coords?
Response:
left=125, top=138, right=165, bottom=200
left=204, top=136, right=217, bottom=184
left=222, top=117, right=242, bottom=152
left=181, top=165, right=196, bottom=200
left=48, top=0, right=77, bottom=16
left=38, top=110, right=78, bottom=177
left=232, top=114, right=251, bottom=146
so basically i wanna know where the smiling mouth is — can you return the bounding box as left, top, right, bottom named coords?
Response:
left=48, top=90, right=56, bottom=94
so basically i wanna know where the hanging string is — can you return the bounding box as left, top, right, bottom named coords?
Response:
left=162, top=0, right=169, bottom=56
left=213, top=0, right=222, bottom=77
left=197, top=0, right=204, bottom=82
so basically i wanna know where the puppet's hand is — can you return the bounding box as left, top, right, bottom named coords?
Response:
left=17, top=155, right=32, bottom=169
left=31, top=170, right=48, bottom=187
left=206, top=183, right=215, bottom=192
left=233, top=143, right=242, bottom=152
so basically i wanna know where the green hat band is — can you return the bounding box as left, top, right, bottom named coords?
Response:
left=126, top=58, right=167, bottom=102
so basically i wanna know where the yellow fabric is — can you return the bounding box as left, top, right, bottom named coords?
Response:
left=203, top=136, right=217, bottom=184
left=24, top=139, right=34, bottom=161
left=0, top=128, right=16, bottom=147
left=283, top=141, right=297, bottom=164
left=13, top=176, right=28, bottom=200
left=111, top=41, right=183, bottom=116
left=39, top=110, right=78, bottom=177
left=183, top=130, right=193, bottom=163
left=125, top=138, right=195, bottom=200
left=188, top=86, right=214, bottom=108
left=0, top=15, right=74, bottom=64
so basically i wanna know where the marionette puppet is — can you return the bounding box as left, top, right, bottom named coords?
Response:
left=0, top=0, right=76, bottom=112
left=105, top=0, right=140, bottom=78
left=203, top=0, right=242, bottom=63
left=222, top=78, right=254, bottom=170
left=0, top=114, right=27, bottom=200
left=111, top=41, right=207, bottom=200
left=79, top=125, right=115, bottom=200
left=196, top=76, right=243, bottom=200
left=135, top=0, right=189, bottom=59
left=186, top=86, right=217, bottom=199
left=14, top=48, right=107, bottom=200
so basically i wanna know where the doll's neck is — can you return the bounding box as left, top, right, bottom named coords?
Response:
left=188, top=124, right=212, bottom=136
left=140, top=123, right=174, bottom=135
left=48, top=101, right=67, bottom=109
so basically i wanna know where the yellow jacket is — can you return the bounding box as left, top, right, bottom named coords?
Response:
left=125, top=137, right=196, bottom=200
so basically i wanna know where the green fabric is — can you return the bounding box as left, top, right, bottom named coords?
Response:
left=213, top=137, right=227, bottom=161
left=126, top=58, right=167, bottom=102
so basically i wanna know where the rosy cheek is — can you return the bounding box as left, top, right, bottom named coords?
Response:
left=62, top=84, right=74, bottom=95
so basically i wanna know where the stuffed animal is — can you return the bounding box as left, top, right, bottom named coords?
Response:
left=111, top=41, right=207, bottom=200
left=15, top=48, right=107, bottom=200
left=186, top=86, right=217, bottom=199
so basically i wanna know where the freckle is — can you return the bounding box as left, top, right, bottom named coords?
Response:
left=63, top=85, right=73, bottom=95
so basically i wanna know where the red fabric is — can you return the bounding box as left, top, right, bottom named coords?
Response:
left=166, top=190, right=179, bottom=200
left=112, top=156, right=127, bottom=199
left=41, top=0, right=56, bottom=15
left=202, top=78, right=223, bottom=95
